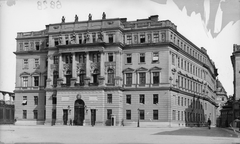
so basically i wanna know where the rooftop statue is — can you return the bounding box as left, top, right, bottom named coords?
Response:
left=102, top=12, right=106, bottom=19
left=62, top=16, right=65, bottom=23
left=88, top=13, right=92, bottom=21
left=75, top=15, right=78, bottom=22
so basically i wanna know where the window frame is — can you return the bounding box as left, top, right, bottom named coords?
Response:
left=107, top=94, right=112, bottom=103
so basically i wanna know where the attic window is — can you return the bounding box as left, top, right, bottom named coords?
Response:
left=140, top=35, right=145, bottom=43
left=35, top=42, right=40, bottom=50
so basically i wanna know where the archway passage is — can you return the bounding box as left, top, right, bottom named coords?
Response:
left=74, top=99, right=85, bottom=126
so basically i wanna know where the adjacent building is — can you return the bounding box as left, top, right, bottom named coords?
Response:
left=230, top=44, right=240, bottom=127
left=14, top=14, right=219, bottom=127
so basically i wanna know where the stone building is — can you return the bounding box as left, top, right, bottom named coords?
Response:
left=14, top=14, right=218, bottom=126
left=230, top=44, right=240, bottom=127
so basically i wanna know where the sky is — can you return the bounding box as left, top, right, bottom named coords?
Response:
left=0, top=0, right=239, bottom=97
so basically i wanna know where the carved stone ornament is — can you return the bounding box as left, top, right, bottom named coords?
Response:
left=76, top=94, right=81, bottom=100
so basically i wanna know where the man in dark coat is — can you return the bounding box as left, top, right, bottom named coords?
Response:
left=207, top=118, right=211, bottom=129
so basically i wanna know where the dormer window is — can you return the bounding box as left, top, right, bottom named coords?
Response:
left=140, top=35, right=145, bottom=43
left=35, top=42, right=40, bottom=50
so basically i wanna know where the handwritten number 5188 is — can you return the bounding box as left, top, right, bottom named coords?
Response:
left=37, top=0, right=61, bottom=10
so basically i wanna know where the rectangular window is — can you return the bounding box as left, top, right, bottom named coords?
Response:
left=181, top=111, right=183, bottom=121
left=78, top=34, right=82, bottom=44
left=178, top=96, right=180, bottom=105
left=153, top=33, right=159, bottom=43
left=126, top=73, right=132, bottom=85
left=22, top=96, right=27, bottom=105
left=34, top=96, right=38, bottom=105
left=140, top=35, right=145, bottom=43
left=126, top=35, right=132, bottom=44
left=23, top=59, right=28, bottom=69
left=35, top=42, right=40, bottom=50
left=172, top=110, right=176, bottom=120
left=178, top=111, right=180, bottom=120
left=153, top=72, right=159, bottom=84
left=181, top=97, right=183, bottom=106
left=33, top=76, right=39, bottom=86
left=24, top=42, right=29, bottom=51
left=126, top=95, right=131, bottom=104
left=153, top=110, right=158, bottom=120
left=126, top=54, right=132, bottom=64
left=153, top=94, right=158, bottom=104
left=54, top=38, right=59, bottom=46
left=65, top=35, right=69, bottom=45
left=139, top=72, right=146, bottom=85
left=108, top=34, right=113, bottom=43
left=172, top=54, right=175, bottom=65
left=139, top=94, right=145, bottom=104
left=92, top=33, right=96, bottom=43
left=52, top=97, right=57, bottom=104
left=152, top=52, right=159, bottom=63
left=107, top=109, right=112, bottom=119
left=126, top=110, right=131, bottom=120
left=22, top=76, right=28, bottom=87
left=33, top=110, right=38, bottom=119
left=23, top=110, right=27, bottom=119
left=139, top=110, right=144, bottom=120
left=19, top=43, right=23, bottom=51
left=107, top=94, right=112, bottom=103
left=54, top=56, right=59, bottom=64
left=35, top=58, right=39, bottom=68
left=140, top=53, right=145, bottom=63
left=108, top=53, right=113, bottom=62
left=184, top=98, right=186, bottom=106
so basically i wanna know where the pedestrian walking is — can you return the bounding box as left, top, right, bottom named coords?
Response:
left=207, top=118, right=211, bottom=129
left=69, top=118, right=72, bottom=126
left=121, top=119, right=124, bottom=126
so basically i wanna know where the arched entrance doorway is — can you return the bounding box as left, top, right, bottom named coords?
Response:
left=74, top=99, right=85, bottom=126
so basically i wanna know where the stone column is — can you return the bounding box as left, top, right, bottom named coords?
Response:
left=72, top=52, right=76, bottom=78
left=59, top=54, right=63, bottom=79
left=99, top=51, right=105, bottom=86
left=86, top=52, right=90, bottom=77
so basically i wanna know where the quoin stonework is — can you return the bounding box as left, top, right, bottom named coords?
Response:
left=14, top=14, right=219, bottom=127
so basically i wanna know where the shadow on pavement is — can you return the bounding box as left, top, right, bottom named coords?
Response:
left=153, top=127, right=238, bottom=138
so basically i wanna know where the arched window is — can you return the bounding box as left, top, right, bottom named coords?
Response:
left=53, top=71, right=59, bottom=87
left=79, top=70, right=86, bottom=86
left=107, top=69, right=114, bottom=84
left=66, top=70, right=72, bottom=86
left=92, top=69, right=99, bottom=84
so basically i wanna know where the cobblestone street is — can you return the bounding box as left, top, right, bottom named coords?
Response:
left=0, top=125, right=239, bottom=144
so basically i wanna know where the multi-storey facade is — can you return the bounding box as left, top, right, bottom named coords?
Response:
left=230, top=44, right=240, bottom=127
left=14, top=14, right=218, bottom=126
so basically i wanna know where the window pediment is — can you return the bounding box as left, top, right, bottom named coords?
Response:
left=136, top=67, right=148, bottom=72
left=122, top=68, right=135, bottom=73
left=31, top=71, right=41, bottom=76
left=20, top=72, right=30, bottom=76
left=149, top=66, right=162, bottom=71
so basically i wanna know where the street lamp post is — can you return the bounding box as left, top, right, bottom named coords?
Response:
left=137, top=108, right=140, bottom=127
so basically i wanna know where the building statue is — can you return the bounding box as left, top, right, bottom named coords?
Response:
left=88, top=13, right=92, bottom=21
left=62, top=16, right=65, bottom=23
left=102, top=12, right=106, bottom=19
left=75, top=15, right=78, bottom=22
